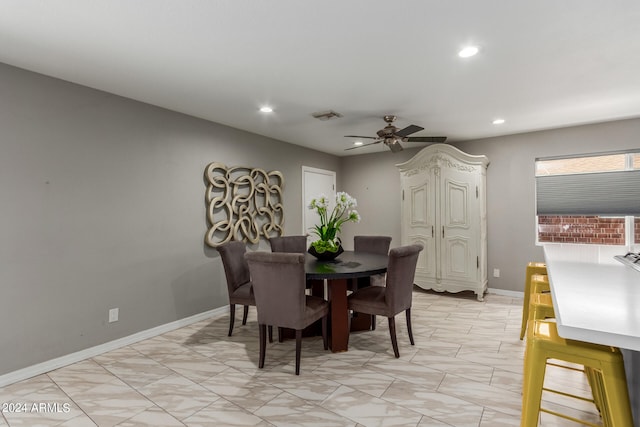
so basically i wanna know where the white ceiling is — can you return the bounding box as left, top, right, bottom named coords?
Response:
left=2, top=1, right=640, bottom=156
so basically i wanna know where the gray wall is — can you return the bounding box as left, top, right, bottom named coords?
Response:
left=3, top=60, right=639, bottom=376
left=341, top=118, right=640, bottom=293
left=0, top=63, right=339, bottom=375
left=338, top=149, right=420, bottom=250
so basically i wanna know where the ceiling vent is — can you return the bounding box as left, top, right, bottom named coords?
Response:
left=312, top=110, right=343, bottom=121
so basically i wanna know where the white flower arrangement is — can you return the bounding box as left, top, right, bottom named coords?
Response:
left=308, top=192, right=360, bottom=253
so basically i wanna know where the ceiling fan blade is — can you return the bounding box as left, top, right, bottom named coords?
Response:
left=395, top=124, right=424, bottom=138
left=405, top=136, right=448, bottom=143
left=344, top=140, right=382, bottom=151
left=386, top=140, right=404, bottom=153
left=344, top=135, right=378, bottom=139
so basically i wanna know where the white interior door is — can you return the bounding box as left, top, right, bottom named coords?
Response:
left=302, top=166, right=336, bottom=243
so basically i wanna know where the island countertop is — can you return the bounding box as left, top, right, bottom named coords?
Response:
left=543, top=244, right=640, bottom=351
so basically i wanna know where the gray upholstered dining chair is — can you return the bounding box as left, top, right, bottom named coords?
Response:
left=269, top=235, right=308, bottom=253
left=354, top=235, right=392, bottom=287
left=245, top=251, right=329, bottom=375
left=270, top=234, right=312, bottom=301
left=216, top=241, right=255, bottom=337
left=350, top=235, right=392, bottom=330
left=354, top=235, right=392, bottom=257
left=347, top=243, right=423, bottom=358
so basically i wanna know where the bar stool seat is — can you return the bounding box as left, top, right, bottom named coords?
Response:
left=520, top=262, right=548, bottom=340
left=522, top=319, right=633, bottom=427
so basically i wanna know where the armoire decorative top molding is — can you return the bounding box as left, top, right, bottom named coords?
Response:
left=396, top=144, right=490, bottom=176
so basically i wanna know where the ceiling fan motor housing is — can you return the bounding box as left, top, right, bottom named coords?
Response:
left=377, top=125, right=397, bottom=138
left=344, top=114, right=445, bottom=152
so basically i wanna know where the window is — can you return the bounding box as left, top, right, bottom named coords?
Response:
left=535, top=154, right=625, bottom=176
left=535, top=151, right=640, bottom=246
left=537, top=215, right=626, bottom=245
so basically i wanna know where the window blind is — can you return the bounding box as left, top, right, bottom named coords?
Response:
left=536, top=170, right=640, bottom=215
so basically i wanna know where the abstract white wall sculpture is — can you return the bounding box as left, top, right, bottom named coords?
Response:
left=204, top=162, right=284, bottom=247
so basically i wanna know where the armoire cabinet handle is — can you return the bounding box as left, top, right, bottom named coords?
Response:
left=442, top=226, right=444, bottom=238
left=431, top=226, right=434, bottom=237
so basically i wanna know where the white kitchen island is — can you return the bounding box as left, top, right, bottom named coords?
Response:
left=543, top=244, right=640, bottom=426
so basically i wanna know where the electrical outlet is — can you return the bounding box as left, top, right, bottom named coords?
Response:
left=108, top=308, right=119, bottom=323
left=493, top=268, right=500, bottom=278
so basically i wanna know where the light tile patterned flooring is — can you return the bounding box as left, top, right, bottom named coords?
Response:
left=0, top=289, right=603, bottom=426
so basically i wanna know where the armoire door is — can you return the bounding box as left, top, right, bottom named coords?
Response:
left=440, top=168, right=478, bottom=284
left=402, top=171, right=436, bottom=279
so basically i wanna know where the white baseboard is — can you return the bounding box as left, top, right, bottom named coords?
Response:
left=487, top=287, right=524, bottom=298
left=0, top=306, right=228, bottom=388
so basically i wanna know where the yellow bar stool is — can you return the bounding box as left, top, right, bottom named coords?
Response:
left=527, top=278, right=565, bottom=374
left=520, top=262, right=548, bottom=340
left=530, top=291, right=554, bottom=323
left=527, top=277, right=608, bottom=421
left=531, top=273, right=550, bottom=295
left=522, top=319, right=633, bottom=427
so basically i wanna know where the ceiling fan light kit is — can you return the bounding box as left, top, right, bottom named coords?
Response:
left=345, top=115, right=447, bottom=153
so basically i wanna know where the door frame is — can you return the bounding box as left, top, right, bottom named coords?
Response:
left=302, top=166, right=336, bottom=236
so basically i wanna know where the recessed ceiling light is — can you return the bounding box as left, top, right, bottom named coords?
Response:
left=492, top=118, right=505, bottom=125
left=259, top=106, right=273, bottom=113
left=458, top=46, right=479, bottom=58
left=354, top=141, right=363, bottom=146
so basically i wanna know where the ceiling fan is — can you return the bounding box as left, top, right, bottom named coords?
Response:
left=345, top=115, right=447, bottom=153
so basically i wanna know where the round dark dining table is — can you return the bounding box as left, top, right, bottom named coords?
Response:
left=305, top=250, right=388, bottom=352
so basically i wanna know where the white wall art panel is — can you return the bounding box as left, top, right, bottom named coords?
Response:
left=205, top=162, right=284, bottom=247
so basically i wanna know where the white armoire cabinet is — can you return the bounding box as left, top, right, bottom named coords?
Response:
left=396, top=144, right=489, bottom=301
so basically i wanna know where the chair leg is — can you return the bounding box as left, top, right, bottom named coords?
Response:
left=242, top=305, right=249, bottom=325
left=388, top=317, right=400, bottom=358
left=520, top=290, right=530, bottom=340
left=521, top=345, right=546, bottom=426
left=372, top=314, right=376, bottom=330
left=295, top=329, right=302, bottom=375
left=258, top=324, right=267, bottom=369
left=228, top=304, right=236, bottom=337
left=601, top=358, right=634, bottom=427
left=406, top=308, right=415, bottom=345
left=322, top=316, right=328, bottom=350
left=278, top=327, right=284, bottom=343
left=268, top=325, right=273, bottom=343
